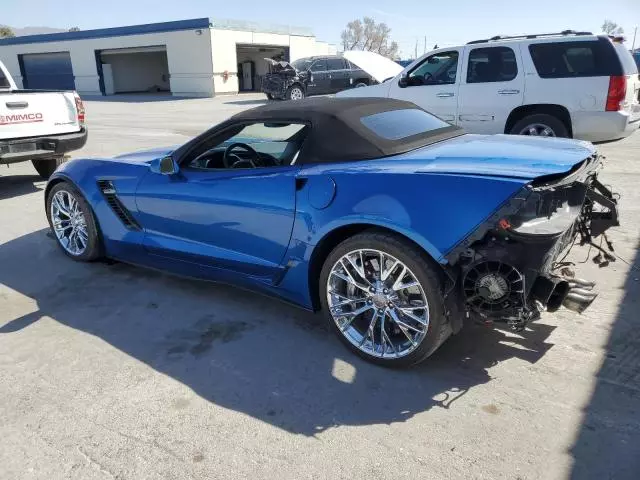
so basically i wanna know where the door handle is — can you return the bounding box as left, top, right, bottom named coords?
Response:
left=498, top=89, right=520, bottom=95
left=6, top=101, right=28, bottom=109
left=436, top=92, right=454, bottom=98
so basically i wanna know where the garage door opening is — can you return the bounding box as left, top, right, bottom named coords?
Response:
left=236, top=45, right=289, bottom=92
left=97, top=46, right=170, bottom=95
left=19, top=52, right=75, bottom=90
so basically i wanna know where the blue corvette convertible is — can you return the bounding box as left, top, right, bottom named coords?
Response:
left=45, top=98, right=618, bottom=367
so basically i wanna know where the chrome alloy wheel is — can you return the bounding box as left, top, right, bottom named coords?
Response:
left=50, top=190, right=88, bottom=256
left=289, top=87, right=303, bottom=100
left=519, top=123, right=556, bottom=137
left=327, top=249, right=430, bottom=359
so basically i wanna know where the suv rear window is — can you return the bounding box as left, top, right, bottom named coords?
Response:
left=612, top=43, right=638, bottom=74
left=528, top=39, right=622, bottom=78
left=360, top=109, right=450, bottom=140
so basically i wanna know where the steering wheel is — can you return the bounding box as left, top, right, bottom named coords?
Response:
left=422, top=72, right=434, bottom=83
left=223, top=142, right=261, bottom=169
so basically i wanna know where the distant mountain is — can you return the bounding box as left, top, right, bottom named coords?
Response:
left=1, top=25, right=68, bottom=36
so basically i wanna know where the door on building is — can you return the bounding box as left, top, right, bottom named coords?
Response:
left=242, top=61, right=254, bottom=91
left=20, top=52, right=75, bottom=90
left=97, top=46, right=170, bottom=95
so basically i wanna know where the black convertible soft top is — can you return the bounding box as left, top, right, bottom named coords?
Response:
left=175, top=97, right=463, bottom=166
left=230, top=97, right=462, bottom=165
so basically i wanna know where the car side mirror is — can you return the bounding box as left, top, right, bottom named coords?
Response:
left=151, top=156, right=179, bottom=175
left=398, top=74, right=408, bottom=88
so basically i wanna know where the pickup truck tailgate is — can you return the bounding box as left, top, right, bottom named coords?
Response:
left=0, top=91, right=80, bottom=140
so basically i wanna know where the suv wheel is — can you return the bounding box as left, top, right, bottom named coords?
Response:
left=510, top=114, right=569, bottom=138
left=286, top=85, right=304, bottom=101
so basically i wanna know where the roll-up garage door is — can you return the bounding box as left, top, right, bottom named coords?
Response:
left=20, top=52, right=75, bottom=90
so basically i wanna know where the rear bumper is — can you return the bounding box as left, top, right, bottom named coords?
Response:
left=572, top=109, right=640, bottom=143
left=0, top=128, right=87, bottom=165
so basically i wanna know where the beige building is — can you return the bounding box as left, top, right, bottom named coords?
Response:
left=0, top=17, right=336, bottom=97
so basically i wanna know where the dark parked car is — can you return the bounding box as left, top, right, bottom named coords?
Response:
left=261, top=56, right=374, bottom=101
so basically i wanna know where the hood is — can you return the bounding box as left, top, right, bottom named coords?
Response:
left=405, top=134, right=596, bottom=180
left=113, top=146, right=176, bottom=164
left=263, top=58, right=296, bottom=73
left=343, top=50, right=404, bottom=83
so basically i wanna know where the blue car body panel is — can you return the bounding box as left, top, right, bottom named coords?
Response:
left=49, top=133, right=594, bottom=310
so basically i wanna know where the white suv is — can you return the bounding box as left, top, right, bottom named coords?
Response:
left=339, top=31, right=640, bottom=142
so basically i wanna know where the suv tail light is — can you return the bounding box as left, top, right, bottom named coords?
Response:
left=605, top=75, right=627, bottom=111
left=73, top=92, right=85, bottom=126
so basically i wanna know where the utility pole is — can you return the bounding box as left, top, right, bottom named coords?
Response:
left=632, top=26, right=638, bottom=52
left=423, top=36, right=426, bottom=55
left=414, top=39, right=418, bottom=60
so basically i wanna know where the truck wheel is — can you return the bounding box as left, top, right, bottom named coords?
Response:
left=32, top=157, right=67, bottom=180
left=510, top=114, right=569, bottom=138
left=286, top=85, right=305, bottom=101
left=319, top=230, right=452, bottom=367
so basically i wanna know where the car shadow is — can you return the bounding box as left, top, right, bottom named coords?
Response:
left=569, top=240, right=640, bottom=479
left=0, top=173, right=42, bottom=200
left=0, top=229, right=556, bottom=436
left=223, top=99, right=269, bottom=106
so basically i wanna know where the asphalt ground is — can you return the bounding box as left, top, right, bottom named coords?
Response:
left=1, top=93, right=638, bottom=479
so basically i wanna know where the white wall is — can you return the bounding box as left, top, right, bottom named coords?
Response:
left=0, top=28, right=214, bottom=97
left=103, top=51, right=170, bottom=93
left=210, top=29, right=336, bottom=94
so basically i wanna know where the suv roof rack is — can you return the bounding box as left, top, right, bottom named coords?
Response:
left=467, top=30, right=593, bottom=45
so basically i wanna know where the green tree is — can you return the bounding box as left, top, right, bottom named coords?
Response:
left=0, top=26, right=15, bottom=38
left=68, top=27, right=80, bottom=32
left=602, top=20, right=624, bottom=35
left=341, top=17, right=399, bottom=59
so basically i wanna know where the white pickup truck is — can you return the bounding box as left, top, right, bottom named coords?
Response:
left=0, top=59, right=87, bottom=179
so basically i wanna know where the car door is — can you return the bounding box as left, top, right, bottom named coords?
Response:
left=457, top=45, right=524, bottom=134
left=326, top=57, right=349, bottom=93
left=387, top=49, right=462, bottom=124
left=134, top=123, right=305, bottom=279
left=306, top=59, right=330, bottom=96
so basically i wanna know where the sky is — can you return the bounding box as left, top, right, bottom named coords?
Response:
left=3, top=0, right=639, bottom=58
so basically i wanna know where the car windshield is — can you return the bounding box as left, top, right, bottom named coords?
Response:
left=360, top=109, right=450, bottom=140
left=291, top=58, right=313, bottom=71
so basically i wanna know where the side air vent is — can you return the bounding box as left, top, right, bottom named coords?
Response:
left=97, top=180, right=141, bottom=230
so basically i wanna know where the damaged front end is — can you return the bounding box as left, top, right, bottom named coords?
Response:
left=261, top=58, right=305, bottom=99
left=446, top=153, right=619, bottom=331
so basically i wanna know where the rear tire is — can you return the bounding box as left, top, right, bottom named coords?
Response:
left=510, top=113, right=569, bottom=138
left=32, top=157, right=67, bottom=179
left=319, top=231, right=452, bottom=368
